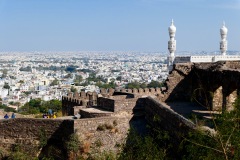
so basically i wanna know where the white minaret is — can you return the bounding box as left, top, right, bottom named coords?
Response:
left=220, top=21, right=228, bottom=56
left=168, top=19, right=176, bottom=67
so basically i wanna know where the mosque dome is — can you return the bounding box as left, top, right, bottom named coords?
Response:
left=220, top=22, right=228, bottom=35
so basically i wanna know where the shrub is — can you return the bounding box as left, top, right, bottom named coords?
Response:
left=182, top=96, right=240, bottom=160
left=65, top=134, right=80, bottom=153
left=97, top=123, right=114, bottom=131
left=113, top=120, right=118, bottom=126
left=97, top=124, right=106, bottom=131
left=95, top=139, right=103, bottom=147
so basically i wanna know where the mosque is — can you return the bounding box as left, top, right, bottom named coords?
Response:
left=168, top=20, right=240, bottom=69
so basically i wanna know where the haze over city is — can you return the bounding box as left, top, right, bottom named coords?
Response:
left=0, top=0, right=239, bottom=52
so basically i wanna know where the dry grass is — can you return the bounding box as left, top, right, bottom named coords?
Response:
left=82, top=141, right=91, bottom=153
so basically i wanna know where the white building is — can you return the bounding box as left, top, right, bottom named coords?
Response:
left=168, top=21, right=240, bottom=66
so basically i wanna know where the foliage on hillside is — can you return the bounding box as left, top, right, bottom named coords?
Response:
left=125, top=80, right=163, bottom=89
left=19, top=99, right=62, bottom=115
left=0, top=104, right=16, bottom=112
left=119, top=128, right=171, bottom=160
left=182, top=96, right=240, bottom=160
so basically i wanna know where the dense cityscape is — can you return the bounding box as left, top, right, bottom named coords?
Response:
left=0, top=51, right=169, bottom=112
left=1, top=50, right=240, bottom=112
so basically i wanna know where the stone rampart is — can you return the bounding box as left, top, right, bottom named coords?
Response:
left=0, top=96, right=202, bottom=158
left=97, top=97, right=115, bottom=111
left=79, top=109, right=112, bottom=118
left=74, top=116, right=132, bottom=153
left=144, top=97, right=196, bottom=139
left=119, top=87, right=162, bottom=97
left=0, top=118, right=74, bottom=155
left=62, top=91, right=97, bottom=116
left=114, top=98, right=138, bottom=112
left=62, top=87, right=162, bottom=116
left=97, top=96, right=138, bottom=112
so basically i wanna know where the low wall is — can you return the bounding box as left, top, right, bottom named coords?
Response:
left=0, top=118, right=74, bottom=155
left=80, top=110, right=112, bottom=118
left=114, top=98, right=138, bottom=112
left=144, top=97, right=196, bottom=139
left=97, top=96, right=139, bottom=112
left=74, top=116, right=132, bottom=153
left=97, top=97, right=115, bottom=111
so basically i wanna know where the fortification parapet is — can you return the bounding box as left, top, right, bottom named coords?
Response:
left=80, top=91, right=86, bottom=98
left=120, top=88, right=126, bottom=92
left=144, top=88, right=150, bottom=93
left=149, top=88, right=156, bottom=93
left=133, top=88, right=138, bottom=94
left=138, top=88, right=144, bottom=94
left=92, top=91, right=97, bottom=99
left=73, top=91, right=79, bottom=98
left=63, top=87, right=163, bottom=116
left=156, top=87, right=161, bottom=92
left=86, top=91, right=91, bottom=99
left=109, top=88, right=115, bottom=95
left=112, top=95, right=127, bottom=100
left=100, top=88, right=107, bottom=94
left=127, top=89, right=133, bottom=93
left=68, top=92, right=73, bottom=97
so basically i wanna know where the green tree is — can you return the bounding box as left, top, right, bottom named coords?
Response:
left=19, top=99, right=62, bottom=115
left=19, top=80, right=24, bottom=84
left=74, top=75, right=83, bottom=86
left=19, top=99, right=41, bottom=114
left=140, top=83, right=147, bottom=88
left=87, top=73, right=106, bottom=83
left=66, top=65, right=78, bottom=72
left=0, top=104, right=16, bottom=112
left=70, top=86, right=77, bottom=92
left=119, top=128, right=170, bottom=160
left=41, top=99, right=62, bottom=113
left=147, top=80, right=163, bottom=88
left=96, top=81, right=116, bottom=89
left=116, top=76, right=122, bottom=81
left=64, top=73, right=72, bottom=78
left=183, top=96, right=240, bottom=160
left=9, top=101, right=14, bottom=105
left=2, top=69, right=7, bottom=75
left=19, top=66, right=32, bottom=72
left=65, top=134, right=80, bottom=159
left=3, top=82, right=10, bottom=89
left=126, top=82, right=141, bottom=89
left=1, top=69, right=8, bottom=78
left=50, top=78, right=59, bottom=86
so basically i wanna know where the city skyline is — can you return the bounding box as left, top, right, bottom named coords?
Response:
left=0, top=0, right=239, bottom=52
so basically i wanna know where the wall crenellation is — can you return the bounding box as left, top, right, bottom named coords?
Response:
left=62, top=87, right=163, bottom=116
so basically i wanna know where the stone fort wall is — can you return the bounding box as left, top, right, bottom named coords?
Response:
left=0, top=116, right=132, bottom=157
left=0, top=118, right=74, bottom=155
left=0, top=97, right=197, bottom=158
left=144, top=97, right=196, bottom=139
left=74, top=116, right=132, bottom=153
left=62, top=87, right=163, bottom=116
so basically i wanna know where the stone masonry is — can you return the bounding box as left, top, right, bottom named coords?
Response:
left=163, top=61, right=240, bottom=111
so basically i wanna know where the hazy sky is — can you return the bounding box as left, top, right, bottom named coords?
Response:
left=0, top=0, right=239, bottom=52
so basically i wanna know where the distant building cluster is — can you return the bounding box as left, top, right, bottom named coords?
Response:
left=0, top=52, right=168, bottom=110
